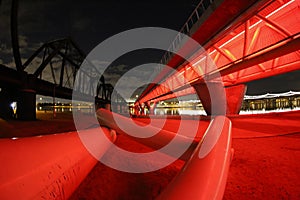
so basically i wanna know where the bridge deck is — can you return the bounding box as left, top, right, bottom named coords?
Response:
left=139, top=0, right=300, bottom=104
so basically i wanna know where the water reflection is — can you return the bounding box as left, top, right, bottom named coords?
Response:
left=154, top=107, right=206, bottom=116
left=37, top=105, right=300, bottom=116
left=37, top=106, right=94, bottom=114
left=151, top=107, right=300, bottom=116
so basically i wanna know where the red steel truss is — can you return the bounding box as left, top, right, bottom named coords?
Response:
left=139, top=0, right=300, bottom=104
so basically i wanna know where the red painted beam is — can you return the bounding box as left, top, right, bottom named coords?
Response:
left=144, top=36, right=300, bottom=103
left=204, top=36, right=300, bottom=82
left=138, top=0, right=268, bottom=101
left=0, top=127, right=116, bottom=200
left=157, top=116, right=233, bottom=200
left=231, top=61, right=300, bottom=86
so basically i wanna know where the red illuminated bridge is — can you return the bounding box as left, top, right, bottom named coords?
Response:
left=0, top=0, right=299, bottom=199
left=137, top=0, right=300, bottom=116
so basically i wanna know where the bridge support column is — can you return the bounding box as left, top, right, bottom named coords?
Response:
left=225, top=84, right=247, bottom=115
left=0, top=89, right=15, bottom=119
left=149, top=102, right=157, bottom=115
left=193, top=83, right=246, bottom=115
left=193, top=82, right=226, bottom=116
left=15, top=74, right=37, bottom=120
left=133, top=104, right=140, bottom=115
left=17, top=89, right=36, bottom=120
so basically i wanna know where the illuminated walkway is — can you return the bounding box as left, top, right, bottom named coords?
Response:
left=138, top=0, right=300, bottom=116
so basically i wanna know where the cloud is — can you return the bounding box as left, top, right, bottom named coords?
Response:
left=1, top=38, right=42, bottom=69
left=0, top=43, right=12, bottom=54
left=19, top=35, right=28, bottom=48
left=108, top=64, right=156, bottom=99
left=113, top=76, right=147, bottom=100
left=4, top=58, right=28, bottom=70
left=90, top=59, right=110, bottom=72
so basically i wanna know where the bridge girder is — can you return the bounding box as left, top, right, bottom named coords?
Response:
left=138, top=0, right=300, bottom=110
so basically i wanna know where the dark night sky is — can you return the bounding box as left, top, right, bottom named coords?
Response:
left=11, top=0, right=198, bottom=54
left=0, top=0, right=299, bottom=96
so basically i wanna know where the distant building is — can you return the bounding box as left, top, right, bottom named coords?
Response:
left=241, top=91, right=300, bottom=111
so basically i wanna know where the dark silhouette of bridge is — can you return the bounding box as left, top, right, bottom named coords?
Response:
left=0, top=0, right=122, bottom=120
left=0, top=37, right=118, bottom=120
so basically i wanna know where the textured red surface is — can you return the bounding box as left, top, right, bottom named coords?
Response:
left=0, top=127, right=115, bottom=200
left=1, top=111, right=299, bottom=199
left=72, top=111, right=300, bottom=199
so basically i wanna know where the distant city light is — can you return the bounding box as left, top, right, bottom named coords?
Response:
left=244, top=91, right=300, bottom=100
left=10, top=102, right=17, bottom=109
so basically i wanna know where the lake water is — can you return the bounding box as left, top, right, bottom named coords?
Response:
left=37, top=106, right=300, bottom=116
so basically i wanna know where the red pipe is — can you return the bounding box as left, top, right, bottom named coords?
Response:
left=157, top=116, right=233, bottom=200
left=0, top=127, right=116, bottom=200
left=96, top=108, right=200, bottom=161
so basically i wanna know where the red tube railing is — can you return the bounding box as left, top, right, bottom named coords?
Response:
left=0, top=127, right=116, bottom=200
left=96, top=108, right=200, bottom=161
left=157, top=116, right=233, bottom=200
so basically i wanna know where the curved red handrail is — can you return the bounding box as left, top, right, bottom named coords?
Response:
left=0, top=127, right=116, bottom=200
left=157, top=116, right=232, bottom=200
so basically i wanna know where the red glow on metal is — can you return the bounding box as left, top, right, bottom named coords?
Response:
left=0, top=128, right=116, bottom=199
left=140, top=0, right=300, bottom=104
left=157, top=116, right=232, bottom=200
